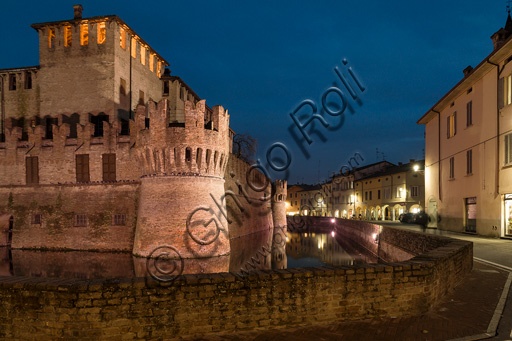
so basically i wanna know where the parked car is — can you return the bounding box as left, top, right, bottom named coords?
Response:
left=399, top=213, right=416, bottom=223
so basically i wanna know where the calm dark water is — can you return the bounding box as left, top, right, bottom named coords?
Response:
left=0, top=230, right=375, bottom=280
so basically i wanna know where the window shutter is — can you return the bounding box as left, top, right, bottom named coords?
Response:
left=447, top=116, right=450, bottom=138
left=454, top=112, right=457, bottom=135
left=506, top=135, right=510, bottom=165
left=103, top=154, right=116, bottom=181
left=84, top=155, right=90, bottom=181
left=33, top=157, right=39, bottom=184
left=499, top=77, right=505, bottom=109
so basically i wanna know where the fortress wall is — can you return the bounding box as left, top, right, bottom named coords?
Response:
left=224, top=155, right=274, bottom=272
left=0, top=225, right=472, bottom=339
left=0, top=182, right=138, bottom=251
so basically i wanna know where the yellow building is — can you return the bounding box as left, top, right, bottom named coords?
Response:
left=354, top=160, right=425, bottom=221
left=418, top=14, right=512, bottom=237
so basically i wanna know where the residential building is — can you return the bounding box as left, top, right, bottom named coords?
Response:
left=286, top=184, right=304, bottom=215
left=327, top=161, right=395, bottom=218
left=354, top=160, right=425, bottom=221
left=418, top=14, right=512, bottom=237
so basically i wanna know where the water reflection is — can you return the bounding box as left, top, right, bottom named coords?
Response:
left=0, top=227, right=380, bottom=280
left=286, top=232, right=375, bottom=268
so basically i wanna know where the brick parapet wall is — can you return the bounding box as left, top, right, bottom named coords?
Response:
left=0, top=219, right=472, bottom=338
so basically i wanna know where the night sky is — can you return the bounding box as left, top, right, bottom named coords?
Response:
left=0, top=1, right=507, bottom=184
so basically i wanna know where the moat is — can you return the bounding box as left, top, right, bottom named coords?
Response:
left=0, top=229, right=380, bottom=280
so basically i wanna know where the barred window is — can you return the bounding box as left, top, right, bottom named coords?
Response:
left=32, top=214, right=42, bottom=225
left=74, top=214, right=88, bottom=227
left=112, top=214, right=126, bottom=226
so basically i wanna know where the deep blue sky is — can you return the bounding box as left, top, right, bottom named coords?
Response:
left=0, top=1, right=506, bottom=184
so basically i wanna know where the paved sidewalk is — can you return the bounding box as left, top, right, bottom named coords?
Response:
left=189, top=256, right=510, bottom=340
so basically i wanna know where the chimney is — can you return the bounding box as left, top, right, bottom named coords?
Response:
left=398, top=162, right=403, bottom=166
left=409, top=159, right=415, bottom=163
left=463, top=66, right=473, bottom=77
left=73, top=4, right=83, bottom=19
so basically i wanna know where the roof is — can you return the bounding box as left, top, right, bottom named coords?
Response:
left=417, top=18, right=512, bottom=125
left=0, top=65, right=40, bottom=73
left=30, top=15, right=170, bottom=66
left=355, top=160, right=395, bottom=172
left=356, top=160, right=425, bottom=182
left=297, top=184, right=322, bottom=192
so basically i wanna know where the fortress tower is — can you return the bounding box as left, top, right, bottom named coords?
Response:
left=271, top=180, right=287, bottom=269
left=132, top=99, right=231, bottom=259
left=272, top=180, right=287, bottom=229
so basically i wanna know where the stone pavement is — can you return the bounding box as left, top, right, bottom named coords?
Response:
left=185, top=226, right=512, bottom=341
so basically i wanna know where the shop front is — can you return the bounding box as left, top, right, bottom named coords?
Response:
left=505, top=194, right=512, bottom=237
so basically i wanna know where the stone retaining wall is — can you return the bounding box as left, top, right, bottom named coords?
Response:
left=0, top=219, right=472, bottom=339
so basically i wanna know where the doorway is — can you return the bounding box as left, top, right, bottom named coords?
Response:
left=465, top=197, right=477, bottom=233
left=428, top=198, right=437, bottom=228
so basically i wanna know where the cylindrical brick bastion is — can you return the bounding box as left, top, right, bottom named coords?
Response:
left=0, top=218, right=472, bottom=339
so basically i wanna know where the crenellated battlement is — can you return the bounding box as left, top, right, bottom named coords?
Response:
left=273, top=180, right=287, bottom=202
left=133, top=99, right=230, bottom=178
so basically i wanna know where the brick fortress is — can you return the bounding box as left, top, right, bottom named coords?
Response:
left=0, top=5, right=285, bottom=267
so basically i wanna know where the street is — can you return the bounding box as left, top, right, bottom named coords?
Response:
left=379, top=221, right=512, bottom=341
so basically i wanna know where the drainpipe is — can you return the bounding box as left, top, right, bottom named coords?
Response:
left=486, top=59, right=502, bottom=198
left=432, top=110, right=441, bottom=202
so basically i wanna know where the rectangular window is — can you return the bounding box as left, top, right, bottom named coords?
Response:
left=466, top=101, right=472, bottom=127
left=80, top=24, right=88, bottom=45
left=24, top=72, right=32, bottom=90
left=112, top=214, right=126, bottom=226
left=76, top=154, right=90, bottom=182
left=411, top=186, right=419, bottom=197
left=97, top=22, right=106, bottom=44
left=102, top=153, right=116, bottom=182
left=157, top=60, right=161, bottom=75
left=396, top=187, right=402, bottom=198
left=163, top=81, right=169, bottom=95
left=74, top=214, right=88, bottom=227
left=447, top=112, right=456, bottom=138
left=295, top=201, right=297, bottom=206
left=369, top=191, right=372, bottom=200
left=149, top=54, right=154, bottom=72
left=139, top=90, right=144, bottom=105
left=140, top=46, right=146, bottom=65
left=48, top=27, right=55, bottom=48
left=365, top=192, right=368, bottom=201
left=9, top=74, right=16, bottom=91
left=377, top=190, right=381, bottom=199
left=131, top=37, right=137, bottom=58
left=120, top=27, right=126, bottom=49
left=26, top=156, right=39, bottom=184
left=449, top=157, right=455, bottom=179
left=64, top=25, right=72, bottom=47
left=505, top=133, right=512, bottom=166
left=32, top=214, right=42, bottom=225
left=466, top=149, right=473, bottom=175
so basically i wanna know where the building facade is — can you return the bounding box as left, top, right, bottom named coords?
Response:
left=354, top=160, right=425, bottom=221
left=418, top=14, right=512, bottom=237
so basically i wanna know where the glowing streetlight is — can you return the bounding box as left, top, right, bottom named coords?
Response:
left=413, top=164, right=420, bottom=172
